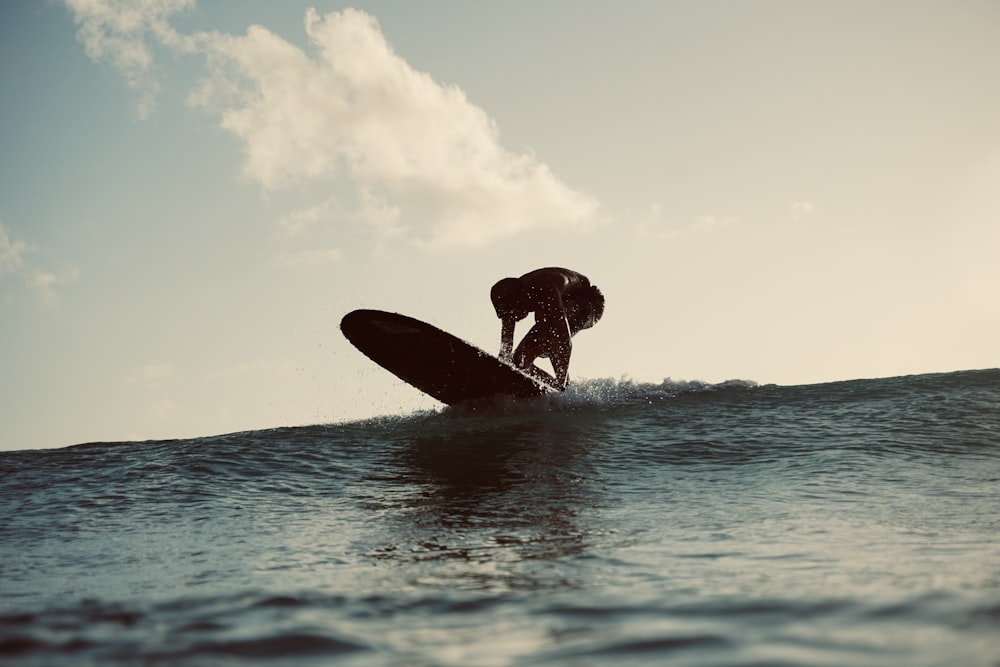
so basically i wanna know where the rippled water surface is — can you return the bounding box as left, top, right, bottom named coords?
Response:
left=2, top=370, right=999, bottom=665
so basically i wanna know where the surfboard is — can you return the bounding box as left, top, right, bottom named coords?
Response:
left=340, top=309, right=553, bottom=405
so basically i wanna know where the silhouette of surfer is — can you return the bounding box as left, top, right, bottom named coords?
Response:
left=490, top=267, right=604, bottom=391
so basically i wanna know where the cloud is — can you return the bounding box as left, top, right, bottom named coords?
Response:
left=0, top=223, right=29, bottom=273
left=278, top=199, right=340, bottom=237
left=64, top=0, right=195, bottom=118
left=67, top=4, right=596, bottom=247
left=64, top=4, right=598, bottom=247
left=354, top=187, right=403, bottom=242
left=691, top=215, right=740, bottom=235
left=0, top=223, right=78, bottom=304
left=789, top=201, right=816, bottom=221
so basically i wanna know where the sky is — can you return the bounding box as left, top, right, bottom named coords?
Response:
left=1, top=0, right=998, bottom=451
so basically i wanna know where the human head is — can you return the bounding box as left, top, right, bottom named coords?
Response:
left=566, top=285, right=605, bottom=333
left=491, top=277, right=530, bottom=321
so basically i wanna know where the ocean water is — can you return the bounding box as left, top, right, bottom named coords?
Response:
left=2, top=369, right=998, bottom=666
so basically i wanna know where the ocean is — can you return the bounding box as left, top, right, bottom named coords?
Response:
left=1, top=369, right=998, bottom=666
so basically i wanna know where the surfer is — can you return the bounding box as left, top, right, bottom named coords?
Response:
left=490, top=267, right=604, bottom=391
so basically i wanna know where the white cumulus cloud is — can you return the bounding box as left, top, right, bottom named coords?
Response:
left=189, top=8, right=598, bottom=247
left=64, top=3, right=599, bottom=248
left=64, top=0, right=196, bottom=119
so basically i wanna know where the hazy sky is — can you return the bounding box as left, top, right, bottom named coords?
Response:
left=2, top=1, right=998, bottom=450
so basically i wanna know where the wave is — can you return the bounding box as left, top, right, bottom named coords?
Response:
left=2, top=368, right=995, bottom=481
left=439, top=375, right=759, bottom=417
left=2, top=370, right=998, bottom=666
left=3, top=587, right=996, bottom=666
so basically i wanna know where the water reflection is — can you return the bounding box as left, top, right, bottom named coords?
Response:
left=361, top=410, right=611, bottom=593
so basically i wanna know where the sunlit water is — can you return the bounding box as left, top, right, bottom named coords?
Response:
left=2, top=369, right=998, bottom=665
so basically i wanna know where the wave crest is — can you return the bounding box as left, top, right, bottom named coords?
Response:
left=561, top=376, right=758, bottom=405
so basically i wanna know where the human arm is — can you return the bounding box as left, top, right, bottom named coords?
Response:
left=498, top=317, right=516, bottom=363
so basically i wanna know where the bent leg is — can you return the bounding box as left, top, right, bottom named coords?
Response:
left=512, top=324, right=571, bottom=390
